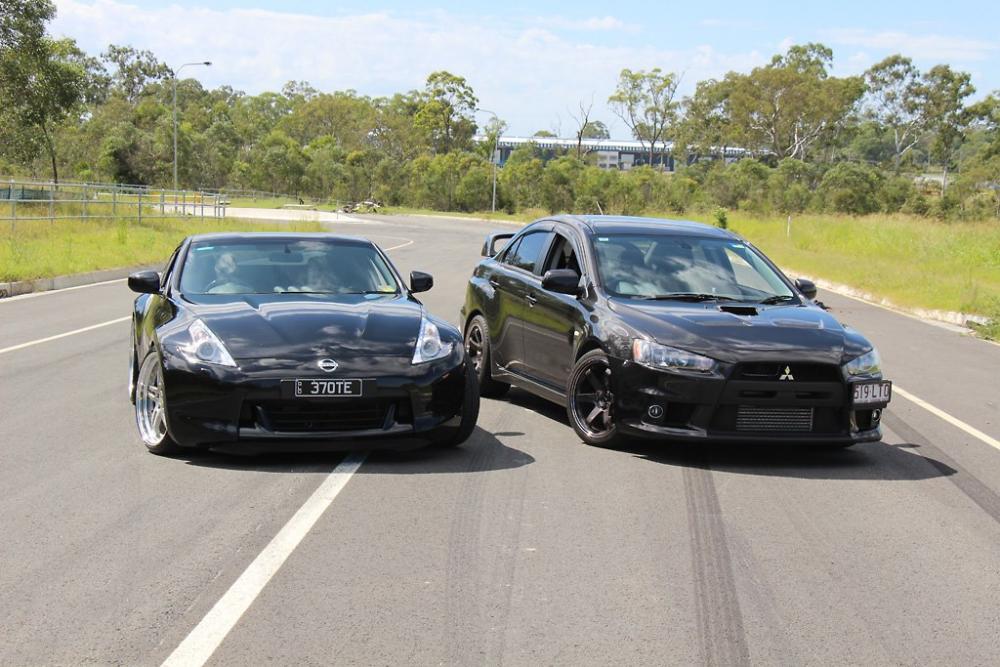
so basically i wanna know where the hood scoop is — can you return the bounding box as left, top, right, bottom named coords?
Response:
left=719, top=305, right=759, bottom=317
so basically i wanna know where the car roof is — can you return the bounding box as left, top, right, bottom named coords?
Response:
left=185, top=232, right=373, bottom=244
left=546, top=214, right=737, bottom=239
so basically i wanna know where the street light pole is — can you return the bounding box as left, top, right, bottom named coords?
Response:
left=172, top=61, right=212, bottom=191
left=477, top=108, right=500, bottom=213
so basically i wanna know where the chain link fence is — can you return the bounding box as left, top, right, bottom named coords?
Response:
left=1, top=178, right=227, bottom=230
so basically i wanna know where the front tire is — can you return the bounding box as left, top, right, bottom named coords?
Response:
left=134, top=351, right=179, bottom=455
left=430, top=364, right=481, bottom=448
left=464, top=315, right=510, bottom=398
left=567, top=349, right=625, bottom=448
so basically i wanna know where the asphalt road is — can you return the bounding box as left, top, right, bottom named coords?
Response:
left=2, top=212, right=1000, bottom=666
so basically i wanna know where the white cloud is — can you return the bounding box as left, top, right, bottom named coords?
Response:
left=51, top=0, right=768, bottom=136
left=822, top=28, right=999, bottom=63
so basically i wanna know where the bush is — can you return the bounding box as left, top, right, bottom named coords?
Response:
left=713, top=207, right=728, bottom=229
left=818, top=162, right=882, bottom=214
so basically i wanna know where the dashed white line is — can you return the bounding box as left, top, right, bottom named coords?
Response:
left=160, top=453, right=366, bottom=667
left=0, top=316, right=130, bottom=355
left=895, top=385, right=1000, bottom=452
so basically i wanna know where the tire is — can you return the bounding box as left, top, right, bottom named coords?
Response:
left=464, top=315, right=510, bottom=399
left=134, top=350, right=180, bottom=455
left=430, top=363, right=481, bottom=448
left=566, top=349, right=626, bottom=449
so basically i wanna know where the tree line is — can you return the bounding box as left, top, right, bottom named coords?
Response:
left=1, top=0, right=999, bottom=220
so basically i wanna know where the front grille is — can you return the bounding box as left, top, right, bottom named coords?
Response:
left=733, top=362, right=841, bottom=382
left=255, top=400, right=389, bottom=433
left=735, top=405, right=814, bottom=432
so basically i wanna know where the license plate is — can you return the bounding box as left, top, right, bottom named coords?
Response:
left=293, top=378, right=362, bottom=398
left=853, top=380, right=892, bottom=405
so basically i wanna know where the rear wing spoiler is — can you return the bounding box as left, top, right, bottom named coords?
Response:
left=482, top=231, right=515, bottom=257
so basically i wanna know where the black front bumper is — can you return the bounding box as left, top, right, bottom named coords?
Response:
left=160, top=349, right=468, bottom=451
left=610, top=358, right=889, bottom=445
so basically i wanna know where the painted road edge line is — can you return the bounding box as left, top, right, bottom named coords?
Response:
left=161, top=453, right=367, bottom=667
left=0, top=316, right=131, bottom=355
left=895, top=385, right=1000, bottom=452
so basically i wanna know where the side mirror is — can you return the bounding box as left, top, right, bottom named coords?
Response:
left=482, top=232, right=515, bottom=257
left=410, top=270, right=433, bottom=293
left=541, top=269, right=581, bottom=296
left=794, top=277, right=817, bottom=300
left=128, top=270, right=161, bottom=294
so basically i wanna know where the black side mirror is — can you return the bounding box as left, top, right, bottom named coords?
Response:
left=482, top=232, right=515, bottom=257
left=410, top=270, right=433, bottom=293
left=128, top=270, right=161, bottom=294
left=794, top=277, right=817, bottom=300
left=541, top=269, right=581, bottom=296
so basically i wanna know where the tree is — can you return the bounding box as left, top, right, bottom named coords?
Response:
left=727, top=43, right=864, bottom=161
left=680, top=77, right=736, bottom=160
left=568, top=98, right=596, bottom=158
left=864, top=55, right=926, bottom=170
left=102, top=44, right=170, bottom=103
left=0, top=0, right=53, bottom=51
left=0, top=36, right=90, bottom=182
left=414, top=70, right=478, bottom=154
left=581, top=121, right=610, bottom=139
left=922, top=64, right=975, bottom=192
left=608, top=68, right=680, bottom=168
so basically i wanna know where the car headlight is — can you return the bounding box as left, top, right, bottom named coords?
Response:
left=412, top=317, right=453, bottom=364
left=844, top=348, right=881, bottom=377
left=180, top=319, right=237, bottom=367
left=632, top=339, right=716, bottom=373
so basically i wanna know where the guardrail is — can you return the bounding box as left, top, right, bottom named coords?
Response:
left=0, top=178, right=227, bottom=229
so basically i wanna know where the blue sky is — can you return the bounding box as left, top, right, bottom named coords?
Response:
left=52, top=0, right=999, bottom=136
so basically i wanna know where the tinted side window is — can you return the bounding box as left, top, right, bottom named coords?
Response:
left=500, top=237, right=523, bottom=266
left=542, top=233, right=582, bottom=275
left=507, top=232, right=552, bottom=274
left=161, top=246, right=182, bottom=288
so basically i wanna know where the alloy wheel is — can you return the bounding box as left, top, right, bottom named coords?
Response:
left=135, top=354, right=168, bottom=446
left=571, top=358, right=615, bottom=437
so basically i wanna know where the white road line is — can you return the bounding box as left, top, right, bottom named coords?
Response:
left=161, top=453, right=366, bottom=667
left=0, top=316, right=130, bottom=355
left=0, top=277, right=127, bottom=303
left=895, top=385, right=1000, bottom=452
left=382, top=237, right=414, bottom=251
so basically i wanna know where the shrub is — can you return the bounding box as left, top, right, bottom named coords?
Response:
left=818, top=162, right=882, bottom=214
left=713, top=207, right=728, bottom=229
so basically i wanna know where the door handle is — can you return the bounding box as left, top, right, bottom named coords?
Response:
left=526, top=293, right=538, bottom=306
left=489, top=279, right=501, bottom=288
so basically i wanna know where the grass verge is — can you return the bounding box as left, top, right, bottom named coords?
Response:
left=226, top=197, right=340, bottom=211
left=0, top=214, right=323, bottom=282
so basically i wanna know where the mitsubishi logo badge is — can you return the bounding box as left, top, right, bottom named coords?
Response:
left=318, top=358, right=339, bottom=372
left=779, top=365, right=795, bottom=381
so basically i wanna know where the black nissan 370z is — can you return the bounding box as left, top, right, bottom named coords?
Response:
left=461, top=215, right=891, bottom=448
left=127, top=233, right=478, bottom=455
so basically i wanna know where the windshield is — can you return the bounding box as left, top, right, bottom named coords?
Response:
left=179, top=239, right=401, bottom=296
left=592, top=233, right=794, bottom=302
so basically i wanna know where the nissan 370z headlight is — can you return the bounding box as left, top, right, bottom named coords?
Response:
left=632, top=339, right=716, bottom=373
left=180, top=319, right=237, bottom=367
left=412, top=317, right=453, bottom=364
left=844, top=348, right=881, bottom=377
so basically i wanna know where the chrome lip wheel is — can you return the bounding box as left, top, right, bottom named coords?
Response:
left=135, top=354, right=168, bottom=446
left=571, top=360, right=614, bottom=437
left=465, top=323, right=485, bottom=374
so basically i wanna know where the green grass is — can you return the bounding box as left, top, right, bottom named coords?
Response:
left=381, top=205, right=539, bottom=224
left=0, top=213, right=323, bottom=282
left=226, top=197, right=340, bottom=211
left=677, top=211, right=1000, bottom=324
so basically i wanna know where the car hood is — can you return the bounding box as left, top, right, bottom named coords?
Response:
left=609, top=299, right=870, bottom=365
left=181, top=293, right=423, bottom=361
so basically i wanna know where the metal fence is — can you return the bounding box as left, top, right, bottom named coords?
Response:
left=1, top=178, right=227, bottom=229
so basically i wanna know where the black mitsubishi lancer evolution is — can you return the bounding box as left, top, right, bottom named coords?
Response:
left=461, top=215, right=891, bottom=448
left=127, top=233, right=478, bottom=455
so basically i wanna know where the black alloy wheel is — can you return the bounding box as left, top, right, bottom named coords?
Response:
left=464, top=315, right=510, bottom=398
left=567, top=349, right=624, bottom=448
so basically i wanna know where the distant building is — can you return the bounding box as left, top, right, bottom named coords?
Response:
left=473, top=135, right=748, bottom=171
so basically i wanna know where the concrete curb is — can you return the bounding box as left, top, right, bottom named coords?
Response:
left=789, top=269, right=991, bottom=331
left=0, top=265, right=158, bottom=300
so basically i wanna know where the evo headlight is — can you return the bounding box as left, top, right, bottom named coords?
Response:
left=412, top=317, right=453, bottom=364
left=844, top=348, right=881, bottom=377
left=632, top=339, right=716, bottom=373
left=180, top=319, right=236, bottom=367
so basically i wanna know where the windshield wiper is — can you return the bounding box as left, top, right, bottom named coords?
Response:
left=758, top=294, right=797, bottom=305
left=636, top=293, right=741, bottom=302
